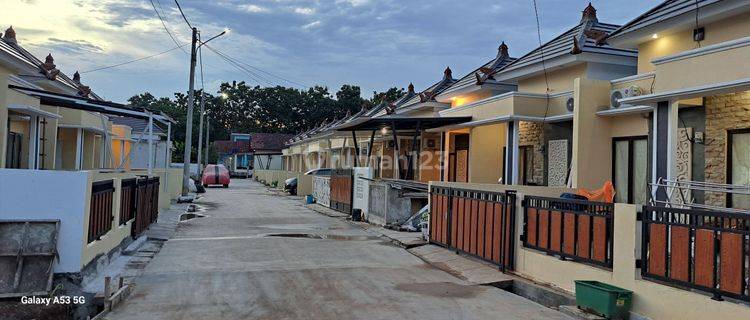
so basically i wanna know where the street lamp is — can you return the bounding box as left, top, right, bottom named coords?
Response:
left=181, top=28, right=228, bottom=198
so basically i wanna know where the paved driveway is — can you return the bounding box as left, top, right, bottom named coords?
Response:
left=108, top=179, right=569, bottom=320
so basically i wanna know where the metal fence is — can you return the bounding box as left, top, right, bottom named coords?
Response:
left=88, top=180, right=115, bottom=243
left=429, top=186, right=517, bottom=272
left=132, top=177, right=160, bottom=237
left=522, top=196, right=614, bottom=268
left=119, top=178, right=137, bottom=225
left=641, top=205, right=749, bottom=302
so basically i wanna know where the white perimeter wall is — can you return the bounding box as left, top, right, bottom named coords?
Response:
left=254, top=154, right=283, bottom=170
left=0, top=169, right=88, bottom=273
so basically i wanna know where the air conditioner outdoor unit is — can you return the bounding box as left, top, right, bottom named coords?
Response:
left=610, top=85, right=643, bottom=109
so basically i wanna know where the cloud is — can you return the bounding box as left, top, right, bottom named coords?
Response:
left=40, top=38, right=105, bottom=54
left=302, top=20, right=321, bottom=30
left=0, top=0, right=664, bottom=103
left=238, top=4, right=269, bottom=13
left=293, top=7, right=316, bottom=15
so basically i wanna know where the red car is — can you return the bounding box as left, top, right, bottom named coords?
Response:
left=202, top=164, right=230, bottom=188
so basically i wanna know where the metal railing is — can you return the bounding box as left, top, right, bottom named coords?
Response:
left=88, top=180, right=115, bottom=243
left=522, top=196, right=615, bottom=268
left=641, top=205, right=750, bottom=302
left=430, top=185, right=517, bottom=272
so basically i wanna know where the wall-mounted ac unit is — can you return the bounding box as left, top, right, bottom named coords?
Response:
left=610, top=85, right=643, bottom=109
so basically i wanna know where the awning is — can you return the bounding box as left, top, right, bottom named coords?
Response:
left=596, top=105, right=653, bottom=117
left=334, top=116, right=472, bottom=131
left=619, top=76, right=750, bottom=105
left=426, top=114, right=572, bottom=132
left=10, top=85, right=170, bottom=122
left=7, top=104, right=62, bottom=119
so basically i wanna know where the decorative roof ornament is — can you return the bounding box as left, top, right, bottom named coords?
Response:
left=476, top=41, right=511, bottom=85
left=3, top=26, right=16, bottom=44
left=72, top=71, right=91, bottom=97
left=498, top=41, right=509, bottom=58
left=570, top=37, right=583, bottom=55
left=443, top=66, right=452, bottom=80
left=407, top=83, right=415, bottom=94
left=581, top=2, right=597, bottom=22
left=571, top=3, right=604, bottom=54
left=40, top=53, right=60, bottom=80
left=385, top=102, right=396, bottom=115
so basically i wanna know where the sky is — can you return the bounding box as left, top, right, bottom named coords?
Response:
left=1, top=0, right=661, bottom=103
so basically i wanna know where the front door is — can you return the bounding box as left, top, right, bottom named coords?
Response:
left=449, top=134, right=469, bottom=182
left=612, top=136, right=648, bottom=204
left=5, top=132, right=22, bottom=168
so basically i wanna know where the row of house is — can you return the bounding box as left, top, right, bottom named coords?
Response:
left=282, top=1, right=749, bottom=210
left=213, top=132, right=293, bottom=176
left=0, top=25, right=182, bottom=293
left=270, top=1, right=750, bottom=319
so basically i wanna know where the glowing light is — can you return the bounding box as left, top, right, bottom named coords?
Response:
left=452, top=97, right=468, bottom=107
left=220, top=92, right=229, bottom=99
left=652, top=33, right=659, bottom=39
left=381, top=127, right=389, bottom=135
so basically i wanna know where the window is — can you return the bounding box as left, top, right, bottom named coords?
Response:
left=728, top=129, right=750, bottom=210
left=612, top=136, right=648, bottom=204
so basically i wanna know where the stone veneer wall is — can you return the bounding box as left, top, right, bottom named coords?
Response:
left=704, top=91, right=750, bottom=206
left=519, top=121, right=545, bottom=185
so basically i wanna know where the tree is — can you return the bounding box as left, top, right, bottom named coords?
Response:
left=127, top=82, right=372, bottom=162
left=370, top=87, right=405, bottom=106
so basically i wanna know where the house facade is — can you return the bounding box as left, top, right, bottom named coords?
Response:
left=0, top=26, right=181, bottom=280
left=267, top=2, right=750, bottom=319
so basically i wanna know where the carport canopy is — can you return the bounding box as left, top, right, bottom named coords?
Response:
left=334, top=116, right=471, bottom=132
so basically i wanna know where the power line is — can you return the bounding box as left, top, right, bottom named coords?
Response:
left=203, top=44, right=275, bottom=87
left=531, top=0, right=551, bottom=127
left=205, top=44, right=309, bottom=88
left=80, top=44, right=187, bottom=73
left=149, top=0, right=188, bottom=55
left=174, top=0, right=193, bottom=29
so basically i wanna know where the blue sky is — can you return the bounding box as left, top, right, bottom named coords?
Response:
left=2, top=0, right=661, bottom=103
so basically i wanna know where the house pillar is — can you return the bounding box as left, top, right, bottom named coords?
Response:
left=27, top=115, right=39, bottom=169
left=75, top=128, right=83, bottom=170
left=505, top=121, right=520, bottom=185
left=652, top=100, right=679, bottom=203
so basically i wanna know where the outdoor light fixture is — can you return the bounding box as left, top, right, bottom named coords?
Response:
left=693, top=27, right=705, bottom=42
left=381, top=127, right=389, bottom=135
left=652, top=33, right=659, bottom=39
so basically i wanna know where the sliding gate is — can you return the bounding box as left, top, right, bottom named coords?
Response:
left=429, top=186, right=517, bottom=271
left=330, top=169, right=353, bottom=214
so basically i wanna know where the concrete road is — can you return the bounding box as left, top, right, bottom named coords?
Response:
left=108, top=179, right=569, bottom=320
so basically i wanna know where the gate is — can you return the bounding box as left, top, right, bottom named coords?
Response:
left=641, top=205, right=750, bottom=302
left=132, top=177, right=160, bottom=237
left=429, top=185, right=517, bottom=272
left=330, top=169, right=353, bottom=214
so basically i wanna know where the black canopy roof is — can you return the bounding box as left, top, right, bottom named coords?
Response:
left=334, top=116, right=471, bottom=131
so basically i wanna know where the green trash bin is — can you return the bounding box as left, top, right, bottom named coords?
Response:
left=574, top=280, right=633, bottom=319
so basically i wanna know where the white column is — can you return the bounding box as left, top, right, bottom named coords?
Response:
left=27, top=115, right=39, bottom=169
left=75, top=128, right=83, bottom=170
left=147, top=113, right=154, bottom=175
left=505, top=121, right=520, bottom=185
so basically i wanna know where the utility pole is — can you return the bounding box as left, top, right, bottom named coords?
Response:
left=204, top=116, right=210, bottom=165
left=181, top=26, right=198, bottom=197
left=197, top=91, right=205, bottom=172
